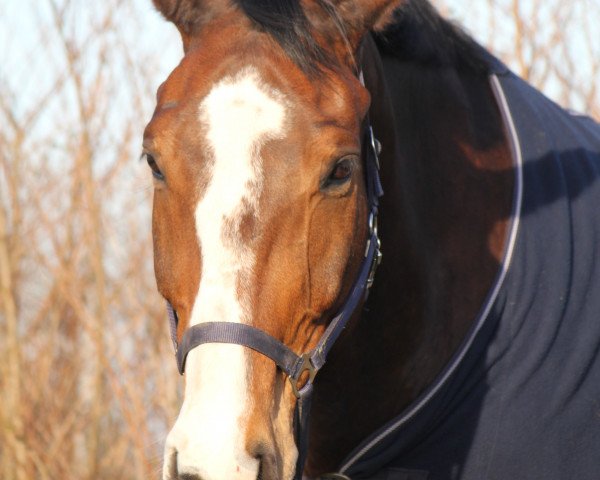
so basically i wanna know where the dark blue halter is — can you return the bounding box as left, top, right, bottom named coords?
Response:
left=166, top=107, right=383, bottom=480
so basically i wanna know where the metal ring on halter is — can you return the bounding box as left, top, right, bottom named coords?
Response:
left=290, top=353, right=318, bottom=398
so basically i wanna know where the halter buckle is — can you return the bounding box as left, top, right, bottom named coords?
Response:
left=367, top=237, right=382, bottom=289
left=365, top=211, right=382, bottom=289
left=290, top=353, right=317, bottom=399
left=369, top=126, right=381, bottom=170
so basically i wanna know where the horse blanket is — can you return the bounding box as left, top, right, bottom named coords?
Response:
left=332, top=57, right=600, bottom=480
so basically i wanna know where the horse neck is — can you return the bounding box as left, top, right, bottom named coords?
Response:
left=306, top=36, right=513, bottom=474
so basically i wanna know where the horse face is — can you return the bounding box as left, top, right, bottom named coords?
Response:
left=144, top=2, right=398, bottom=479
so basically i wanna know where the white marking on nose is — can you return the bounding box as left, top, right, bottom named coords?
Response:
left=165, top=69, right=286, bottom=480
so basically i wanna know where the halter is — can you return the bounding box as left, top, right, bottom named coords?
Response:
left=165, top=80, right=383, bottom=480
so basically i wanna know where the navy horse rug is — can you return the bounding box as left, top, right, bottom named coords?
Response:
left=330, top=58, right=600, bottom=479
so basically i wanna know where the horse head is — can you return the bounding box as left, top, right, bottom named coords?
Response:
left=143, top=1, right=400, bottom=479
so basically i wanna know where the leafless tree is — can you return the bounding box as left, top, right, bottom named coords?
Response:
left=1, top=1, right=181, bottom=478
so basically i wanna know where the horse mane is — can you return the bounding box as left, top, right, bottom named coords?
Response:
left=236, top=0, right=491, bottom=76
left=374, top=0, right=492, bottom=74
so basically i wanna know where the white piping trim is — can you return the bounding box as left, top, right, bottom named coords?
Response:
left=338, top=74, right=524, bottom=474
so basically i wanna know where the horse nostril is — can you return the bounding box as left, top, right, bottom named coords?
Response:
left=252, top=446, right=276, bottom=480
left=164, top=447, right=179, bottom=480
left=249, top=443, right=267, bottom=479
left=164, top=448, right=204, bottom=480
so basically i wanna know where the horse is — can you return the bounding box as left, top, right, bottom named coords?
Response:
left=142, top=1, right=600, bottom=479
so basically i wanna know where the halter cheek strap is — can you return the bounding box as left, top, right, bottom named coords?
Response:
left=165, top=98, right=383, bottom=480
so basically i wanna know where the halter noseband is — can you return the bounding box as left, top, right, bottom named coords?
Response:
left=165, top=80, right=383, bottom=480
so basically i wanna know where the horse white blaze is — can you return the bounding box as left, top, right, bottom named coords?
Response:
left=164, top=69, right=286, bottom=480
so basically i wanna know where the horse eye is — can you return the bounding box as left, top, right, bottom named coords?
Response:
left=328, top=159, right=353, bottom=183
left=146, top=154, right=164, bottom=181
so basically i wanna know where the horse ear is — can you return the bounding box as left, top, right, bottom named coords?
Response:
left=330, top=0, right=404, bottom=48
left=152, top=0, right=205, bottom=49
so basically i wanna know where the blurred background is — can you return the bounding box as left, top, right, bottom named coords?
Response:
left=0, top=0, right=598, bottom=478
